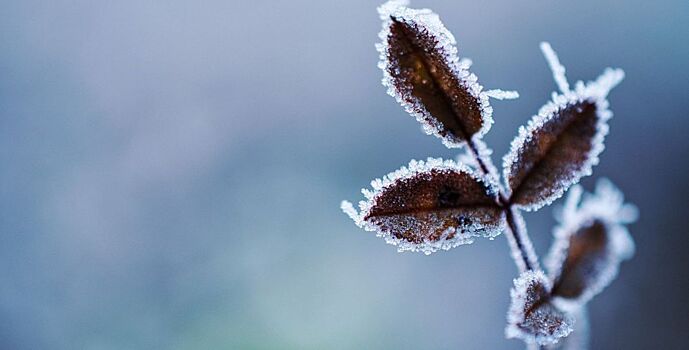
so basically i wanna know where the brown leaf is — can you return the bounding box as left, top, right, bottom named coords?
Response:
left=504, top=100, right=603, bottom=211
left=551, top=220, right=609, bottom=299
left=503, top=44, right=624, bottom=211
left=546, top=181, right=636, bottom=304
left=506, top=270, right=574, bottom=346
left=377, top=3, right=493, bottom=147
left=341, top=159, right=505, bottom=254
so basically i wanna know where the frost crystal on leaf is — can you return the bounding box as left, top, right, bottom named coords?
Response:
left=485, top=89, right=520, bottom=100
left=503, top=42, right=624, bottom=211
left=546, top=307, right=590, bottom=350
left=341, top=158, right=505, bottom=255
left=376, top=0, right=517, bottom=148
left=343, top=3, right=634, bottom=347
left=545, top=179, right=637, bottom=305
left=506, top=270, right=574, bottom=346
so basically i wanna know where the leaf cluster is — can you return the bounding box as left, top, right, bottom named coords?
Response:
left=341, top=1, right=636, bottom=347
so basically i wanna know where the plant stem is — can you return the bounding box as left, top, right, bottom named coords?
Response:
left=465, top=138, right=539, bottom=273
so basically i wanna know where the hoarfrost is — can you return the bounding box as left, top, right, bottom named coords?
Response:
left=504, top=208, right=541, bottom=273
left=540, top=42, right=570, bottom=94
left=546, top=179, right=636, bottom=305
left=506, top=270, right=574, bottom=346
left=377, top=0, right=410, bottom=20
left=376, top=0, right=518, bottom=148
left=455, top=147, right=480, bottom=171
left=546, top=307, right=590, bottom=350
left=341, top=158, right=505, bottom=254
left=454, top=139, right=500, bottom=182
left=485, top=89, right=520, bottom=100
left=503, top=42, right=625, bottom=211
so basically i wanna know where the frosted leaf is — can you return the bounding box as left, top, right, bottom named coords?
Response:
left=376, top=0, right=517, bottom=148
left=546, top=179, right=636, bottom=305
left=341, top=158, right=505, bottom=254
left=506, top=270, right=574, bottom=346
left=503, top=42, right=624, bottom=211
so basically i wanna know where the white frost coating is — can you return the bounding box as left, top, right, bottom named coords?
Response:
left=376, top=0, right=516, bottom=148
left=540, top=42, right=570, bottom=94
left=459, top=57, right=473, bottom=69
left=546, top=307, right=590, bottom=350
left=455, top=148, right=479, bottom=171
left=485, top=89, right=520, bottom=100
left=473, top=138, right=503, bottom=186
left=377, top=0, right=410, bottom=20
left=502, top=43, right=625, bottom=211
left=545, top=179, right=637, bottom=306
left=589, top=68, right=625, bottom=100
left=454, top=139, right=501, bottom=192
left=506, top=209, right=541, bottom=273
left=340, top=157, right=504, bottom=255
left=506, top=270, right=574, bottom=345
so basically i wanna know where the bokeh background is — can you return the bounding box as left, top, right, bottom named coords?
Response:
left=2, top=0, right=688, bottom=349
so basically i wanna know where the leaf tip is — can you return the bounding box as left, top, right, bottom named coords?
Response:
left=377, top=0, right=410, bottom=20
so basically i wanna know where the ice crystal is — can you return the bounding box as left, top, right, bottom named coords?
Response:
left=503, top=42, right=624, bottom=211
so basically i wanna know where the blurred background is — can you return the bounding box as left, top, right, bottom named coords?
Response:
left=1, top=0, right=688, bottom=349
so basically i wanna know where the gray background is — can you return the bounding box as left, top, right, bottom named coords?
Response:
left=1, top=0, right=688, bottom=349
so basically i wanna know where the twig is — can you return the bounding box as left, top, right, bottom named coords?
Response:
left=466, top=138, right=539, bottom=272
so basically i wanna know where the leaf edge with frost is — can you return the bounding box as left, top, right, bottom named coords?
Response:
left=341, top=158, right=505, bottom=255
left=506, top=270, right=574, bottom=346
left=377, top=0, right=517, bottom=148
left=503, top=42, right=624, bottom=211
left=545, top=179, right=637, bottom=306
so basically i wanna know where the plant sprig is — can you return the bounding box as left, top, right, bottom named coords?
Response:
left=341, top=1, right=636, bottom=348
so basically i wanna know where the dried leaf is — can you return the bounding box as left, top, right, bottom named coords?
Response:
left=552, top=220, right=610, bottom=299
left=376, top=1, right=516, bottom=148
left=503, top=42, right=624, bottom=211
left=546, top=180, right=636, bottom=304
left=341, top=158, right=505, bottom=255
left=506, top=270, right=574, bottom=346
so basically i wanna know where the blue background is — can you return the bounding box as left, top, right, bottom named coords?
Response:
left=1, top=0, right=688, bottom=348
